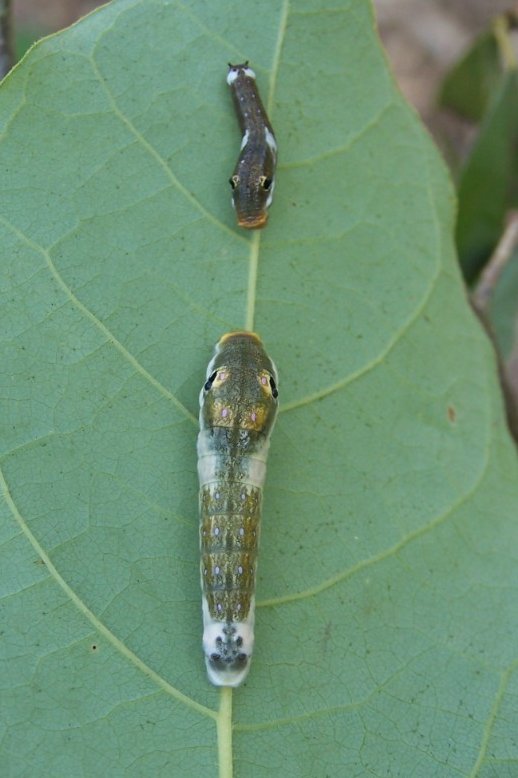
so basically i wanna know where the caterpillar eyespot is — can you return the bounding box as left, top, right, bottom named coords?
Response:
left=226, top=62, right=277, bottom=229
left=198, top=331, right=279, bottom=687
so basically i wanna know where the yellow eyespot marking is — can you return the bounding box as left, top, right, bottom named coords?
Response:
left=258, top=371, right=270, bottom=391
left=213, top=370, right=229, bottom=388
left=247, top=404, right=268, bottom=432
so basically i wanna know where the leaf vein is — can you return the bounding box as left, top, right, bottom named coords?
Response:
left=280, top=266, right=440, bottom=412
left=0, top=215, right=197, bottom=425
left=0, top=463, right=217, bottom=721
left=281, top=131, right=443, bottom=413
left=244, top=0, right=290, bottom=333
left=258, top=422, right=491, bottom=608
left=88, top=56, right=243, bottom=243
left=282, top=102, right=394, bottom=169
left=469, top=659, right=518, bottom=777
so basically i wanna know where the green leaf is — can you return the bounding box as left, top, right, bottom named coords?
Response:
left=1, top=1, right=517, bottom=776
left=439, top=29, right=502, bottom=122
left=456, top=71, right=518, bottom=282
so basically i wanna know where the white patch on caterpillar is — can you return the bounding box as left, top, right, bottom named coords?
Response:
left=265, top=178, right=276, bottom=208
left=197, top=431, right=217, bottom=484
left=240, top=129, right=250, bottom=151
left=265, top=127, right=277, bottom=153
left=198, top=429, right=268, bottom=486
left=270, top=357, right=279, bottom=384
left=227, top=66, right=256, bottom=86
left=245, top=457, right=267, bottom=488
left=202, top=597, right=255, bottom=687
left=197, top=441, right=268, bottom=487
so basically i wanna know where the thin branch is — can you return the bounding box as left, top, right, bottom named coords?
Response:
left=471, top=211, right=518, bottom=444
left=472, top=211, right=518, bottom=314
left=493, top=11, right=518, bottom=71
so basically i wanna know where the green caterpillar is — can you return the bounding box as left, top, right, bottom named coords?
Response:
left=198, top=332, right=279, bottom=686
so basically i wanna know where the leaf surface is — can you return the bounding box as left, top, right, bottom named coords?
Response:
left=1, top=1, right=517, bottom=776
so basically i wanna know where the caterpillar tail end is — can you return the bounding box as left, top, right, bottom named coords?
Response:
left=205, top=653, right=251, bottom=688
left=202, top=600, right=254, bottom=687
